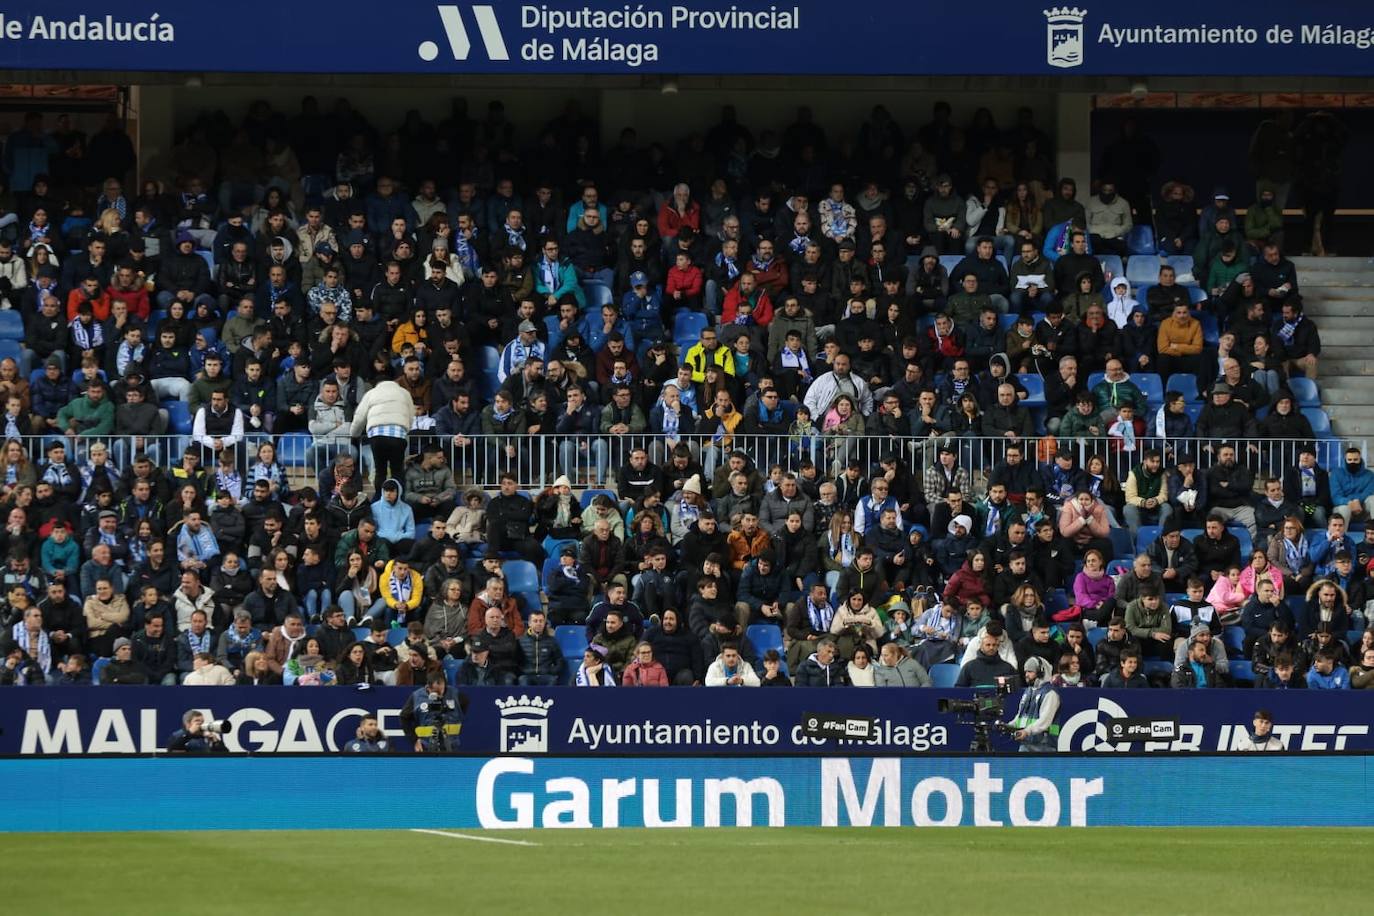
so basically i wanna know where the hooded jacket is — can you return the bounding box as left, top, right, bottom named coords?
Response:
left=369, top=482, right=416, bottom=544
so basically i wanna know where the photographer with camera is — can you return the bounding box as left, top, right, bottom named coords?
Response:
left=166, top=709, right=231, bottom=753
left=400, top=670, right=465, bottom=753
left=1008, top=656, right=1061, bottom=753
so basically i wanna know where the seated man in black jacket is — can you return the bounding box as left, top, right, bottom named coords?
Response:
left=485, top=472, right=543, bottom=564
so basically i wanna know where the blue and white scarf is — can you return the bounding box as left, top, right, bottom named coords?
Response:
left=714, top=252, right=739, bottom=282
left=505, top=226, right=527, bottom=250
left=806, top=596, right=835, bottom=632
left=1282, top=534, right=1308, bottom=574
left=661, top=407, right=679, bottom=438
left=1276, top=315, right=1301, bottom=346
left=11, top=623, right=51, bottom=675
left=779, top=347, right=812, bottom=383
left=387, top=570, right=414, bottom=606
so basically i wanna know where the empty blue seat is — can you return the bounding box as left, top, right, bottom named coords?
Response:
left=555, top=625, right=588, bottom=665
left=542, top=537, right=578, bottom=562
left=503, top=559, right=540, bottom=594
left=0, top=311, right=23, bottom=340
left=1229, top=660, right=1255, bottom=685
left=1045, top=590, right=1070, bottom=614
left=1126, top=225, right=1156, bottom=256
left=91, top=657, right=110, bottom=684
left=1165, top=255, right=1197, bottom=284
left=1016, top=373, right=1045, bottom=408
left=1096, top=254, right=1124, bottom=281
left=1287, top=377, right=1320, bottom=408
left=1086, top=371, right=1105, bottom=391
left=579, top=488, right=617, bottom=509
left=387, top=629, right=407, bottom=646
left=999, top=312, right=1019, bottom=333
left=1195, top=310, right=1219, bottom=346
left=1184, top=402, right=1203, bottom=422
left=1228, top=527, right=1253, bottom=558
left=1301, top=408, right=1331, bottom=434
left=1109, top=527, right=1135, bottom=560
left=929, top=663, right=960, bottom=688
left=442, top=655, right=462, bottom=687
left=0, top=340, right=19, bottom=364
left=1166, top=374, right=1201, bottom=403
left=352, top=627, right=371, bottom=641
left=164, top=401, right=193, bottom=434
left=197, top=250, right=215, bottom=272
left=1135, top=373, right=1164, bottom=408
left=478, top=345, right=500, bottom=373
left=673, top=310, right=708, bottom=341
left=1188, top=287, right=1208, bottom=306
left=1106, top=559, right=1133, bottom=576
left=747, top=624, right=784, bottom=657
left=1180, top=528, right=1204, bottom=543
left=1126, top=256, right=1162, bottom=285
left=1221, top=627, right=1245, bottom=656
left=1087, top=628, right=1108, bottom=648
left=515, top=590, right=542, bottom=617
left=1143, top=659, right=1175, bottom=680
left=1135, top=525, right=1162, bottom=555
left=277, top=432, right=313, bottom=467
left=939, top=255, right=963, bottom=275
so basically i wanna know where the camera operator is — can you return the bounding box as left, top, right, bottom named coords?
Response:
left=166, top=709, right=229, bottom=753
left=343, top=714, right=390, bottom=753
left=1235, top=709, right=1283, bottom=751
left=400, top=671, right=465, bottom=753
left=1008, top=656, right=1060, bottom=753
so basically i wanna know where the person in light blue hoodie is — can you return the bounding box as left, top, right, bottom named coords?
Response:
left=370, top=478, right=415, bottom=554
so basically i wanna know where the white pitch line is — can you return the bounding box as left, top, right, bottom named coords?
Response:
left=410, top=828, right=539, bottom=847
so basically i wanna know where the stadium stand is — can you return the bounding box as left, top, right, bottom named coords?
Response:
left=0, top=97, right=1367, bottom=696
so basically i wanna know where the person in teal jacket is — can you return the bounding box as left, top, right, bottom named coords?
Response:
left=533, top=238, right=586, bottom=310
left=1330, top=447, right=1374, bottom=526
left=39, top=524, right=80, bottom=582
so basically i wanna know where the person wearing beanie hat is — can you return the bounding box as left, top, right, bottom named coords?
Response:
left=1009, top=654, right=1060, bottom=752
left=100, top=634, right=152, bottom=685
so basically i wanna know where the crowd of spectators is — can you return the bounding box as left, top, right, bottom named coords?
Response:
left=0, top=97, right=1367, bottom=693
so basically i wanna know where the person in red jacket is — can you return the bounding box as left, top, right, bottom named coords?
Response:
left=721, top=271, right=774, bottom=327
left=657, top=183, right=701, bottom=251
left=747, top=238, right=789, bottom=297
left=107, top=264, right=151, bottom=321
left=66, top=275, right=112, bottom=321
left=621, top=640, right=670, bottom=686
left=664, top=249, right=703, bottom=311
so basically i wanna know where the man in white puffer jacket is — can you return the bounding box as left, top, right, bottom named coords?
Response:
left=350, top=378, right=416, bottom=496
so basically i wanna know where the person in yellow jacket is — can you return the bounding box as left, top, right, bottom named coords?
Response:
left=380, top=557, right=424, bottom=626
left=682, top=326, right=736, bottom=383
left=1155, top=302, right=1203, bottom=381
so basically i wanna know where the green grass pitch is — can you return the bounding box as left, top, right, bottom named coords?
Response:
left=5, top=828, right=1373, bottom=913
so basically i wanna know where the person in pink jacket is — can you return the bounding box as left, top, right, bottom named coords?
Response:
left=1206, top=565, right=1248, bottom=617
left=621, top=641, right=670, bottom=686
left=1057, top=490, right=1113, bottom=559
left=1238, top=548, right=1285, bottom=601
left=1073, top=549, right=1118, bottom=623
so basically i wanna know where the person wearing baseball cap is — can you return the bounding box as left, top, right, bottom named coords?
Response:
left=622, top=269, right=662, bottom=340
left=497, top=317, right=546, bottom=383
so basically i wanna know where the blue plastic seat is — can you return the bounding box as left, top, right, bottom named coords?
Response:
left=351, top=627, right=371, bottom=641
left=541, top=537, right=578, bottom=562
left=999, top=313, right=1020, bottom=333
left=1143, top=659, right=1175, bottom=680
left=555, top=625, right=588, bottom=665
left=579, top=488, right=617, bottom=509
left=1165, top=255, right=1197, bottom=284
left=1126, top=256, right=1162, bottom=286
left=1229, top=660, right=1255, bottom=685
left=1106, top=559, right=1133, bottom=576
left=1287, top=377, right=1320, bottom=409
left=1126, top=225, right=1156, bottom=256
left=1228, top=527, right=1253, bottom=559
left=478, top=345, right=500, bottom=373
left=1195, top=310, right=1219, bottom=346
left=1109, top=527, right=1135, bottom=560
left=164, top=401, right=193, bottom=435
left=91, top=657, right=109, bottom=684
left=0, top=311, right=23, bottom=340
left=1184, top=402, right=1203, bottom=422
left=442, top=655, right=462, bottom=686
left=1016, top=373, right=1046, bottom=408
left=515, top=590, right=542, bottom=617
left=929, top=663, right=960, bottom=688
left=1135, top=525, right=1161, bottom=555
left=1135, top=373, right=1164, bottom=409
left=1087, top=628, right=1108, bottom=648
left=197, top=250, right=215, bottom=272
left=1166, top=374, right=1200, bottom=403
left=1221, top=627, right=1245, bottom=656
left=673, top=310, right=708, bottom=341
left=1096, top=254, right=1124, bottom=281
left=503, top=559, right=540, bottom=594
left=387, top=629, right=407, bottom=646
left=746, top=624, right=784, bottom=657
left=277, top=432, right=313, bottom=467
left=939, top=255, right=963, bottom=276
left=0, top=340, right=20, bottom=364
left=1301, top=408, right=1331, bottom=435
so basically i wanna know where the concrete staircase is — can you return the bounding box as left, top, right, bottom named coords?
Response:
left=1291, top=256, right=1374, bottom=439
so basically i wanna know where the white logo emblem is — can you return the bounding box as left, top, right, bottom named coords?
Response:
left=1043, top=7, right=1087, bottom=69
left=419, top=5, right=509, bottom=62
left=496, top=695, right=553, bottom=753
left=1057, top=697, right=1131, bottom=751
